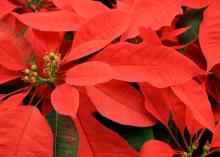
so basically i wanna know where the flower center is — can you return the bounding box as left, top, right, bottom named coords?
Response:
left=26, top=0, right=43, bottom=11
left=22, top=52, right=61, bottom=86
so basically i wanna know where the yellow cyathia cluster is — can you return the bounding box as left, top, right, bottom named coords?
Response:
left=22, top=51, right=61, bottom=85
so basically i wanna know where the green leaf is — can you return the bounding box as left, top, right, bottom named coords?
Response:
left=46, top=110, right=79, bottom=157
left=121, top=127, right=154, bottom=151
left=177, top=9, right=204, bottom=45
left=153, top=123, right=171, bottom=143
left=64, top=31, right=73, bottom=40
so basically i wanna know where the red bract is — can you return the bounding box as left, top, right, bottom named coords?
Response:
left=51, top=83, right=79, bottom=117
left=65, top=9, right=131, bottom=62
left=199, top=0, right=220, bottom=71
left=139, top=140, right=174, bottom=157
left=182, top=0, right=214, bottom=8
left=94, top=28, right=204, bottom=88
left=0, top=1, right=17, bottom=19
left=0, top=21, right=36, bottom=71
left=75, top=95, right=137, bottom=157
left=171, top=79, right=215, bottom=133
left=72, top=0, right=109, bottom=19
left=86, top=80, right=156, bottom=126
left=52, top=0, right=73, bottom=10
left=0, top=106, right=53, bottom=157
left=14, top=11, right=84, bottom=31
left=117, top=0, right=183, bottom=39
left=140, top=82, right=171, bottom=125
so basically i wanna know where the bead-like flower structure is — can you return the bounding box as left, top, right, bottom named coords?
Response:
left=22, top=51, right=61, bottom=85
left=25, top=0, right=43, bottom=11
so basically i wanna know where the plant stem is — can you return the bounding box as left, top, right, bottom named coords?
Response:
left=187, top=146, right=194, bottom=157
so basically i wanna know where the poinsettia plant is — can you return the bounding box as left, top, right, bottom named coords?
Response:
left=0, top=0, right=220, bottom=157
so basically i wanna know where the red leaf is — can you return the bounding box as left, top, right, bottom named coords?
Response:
left=139, top=140, right=174, bottom=157
left=51, top=83, right=79, bottom=117
left=2, top=14, right=26, bottom=33
left=139, top=83, right=171, bottom=125
left=1, top=92, right=28, bottom=108
left=0, top=1, right=17, bottom=19
left=94, top=40, right=204, bottom=88
left=212, top=122, right=220, bottom=148
left=186, top=108, right=203, bottom=137
left=66, top=40, right=110, bottom=61
left=66, top=9, right=131, bottom=62
left=78, top=88, right=97, bottom=115
left=75, top=102, right=137, bottom=157
left=72, top=0, right=109, bottom=19
left=170, top=100, right=187, bottom=135
left=86, top=80, right=156, bottom=127
left=160, top=26, right=191, bottom=41
left=65, top=61, right=114, bottom=86
left=0, top=21, right=36, bottom=71
left=14, top=11, right=84, bottom=31
left=139, top=27, right=161, bottom=44
left=182, top=0, right=214, bottom=8
left=122, top=0, right=182, bottom=39
left=28, top=29, right=63, bottom=52
left=52, top=0, right=73, bottom=10
left=0, top=106, right=53, bottom=157
left=72, top=9, right=130, bottom=46
left=199, top=0, right=220, bottom=71
left=171, top=79, right=215, bottom=132
left=0, top=65, right=20, bottom=84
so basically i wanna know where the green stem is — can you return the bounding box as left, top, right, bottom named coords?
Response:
left=187, top=146, right=194, bottom=157
left=37, top=77, right=49, bottom=84
left=200, top=152, right=208, bottom=157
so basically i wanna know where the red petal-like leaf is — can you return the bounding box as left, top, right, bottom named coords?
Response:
left=75, top=116, right=137, bottom=157
left=51, top=84, right=79, bottom=117
left=66, top=40, right=109, bottom=61
left=72, top=0, right=109, bottom=19
left=139, top=140, right=174, bottom=157
left=52, top=0, right=73, bottom=10
left=160, top=26, right=191, bottom=42
left=72, top=9, right=130, bottom=46
left=0, top=21, right=36, bottom=71
left=139, top=27, right=161, bottom=44
left=170, top=99, right=187, bottom=135
left=75, top=103, right=137, bottom=157
left=139, top=83, right=171, bottom=125
left=65, top=61, right=114, bottom=86
left=199, top=0, right=220, bottom=71
left=182, top=0, right=214, bottom=8
left=86, top=80, right=156, bottom=127
left=186, top=108, right=203, bottom=137
left=0, top=65, right=20, bottom=84
left=1, top=92, right=28, bottom=108
left=95, top=40, right=204, bottom=88
left=171, top=80, right=215, bottom=132
left=66, top=9, right=131, bottom=62
left=0, top=1, right=17, bottom=18
left=0, top=106, right=53, bottom=157
left=212, top=122, right=220, bottom=148
left=14, top=11, right=83, bottom=31
left=28, top=29, right=63, bottom=52
left=122, top=0, right=182, bottom=38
